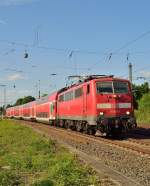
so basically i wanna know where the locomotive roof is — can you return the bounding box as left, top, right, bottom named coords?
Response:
left=58, top=75, right=130, bottom=94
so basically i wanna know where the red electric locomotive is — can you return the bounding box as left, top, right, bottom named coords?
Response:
left=56, top=75, right=136, bottom=136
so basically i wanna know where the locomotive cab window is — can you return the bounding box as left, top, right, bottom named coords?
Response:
left=96, top=82, right=113, bottom=94
left=96, top=81, right=129, bottom=94
left=113, top=82, right=129, bottom=93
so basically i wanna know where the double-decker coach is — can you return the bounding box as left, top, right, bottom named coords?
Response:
left=35, top=93, right=57, bottom=124
left=22, top=101, right=36, bottom=120
left=6, top=108, right=11, bottom=118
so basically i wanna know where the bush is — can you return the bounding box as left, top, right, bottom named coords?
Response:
left=33, top=179, right=54, bottom=186
left=138, top=93, right=150, bottom=110
left=0, top=170, right=22, bottom=186
left=135, top=93, right=150, bottom=124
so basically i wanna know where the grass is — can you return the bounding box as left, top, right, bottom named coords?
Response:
left=0, top=120, right=100, bottom=186
left=135, top=110, right=150, bottom=125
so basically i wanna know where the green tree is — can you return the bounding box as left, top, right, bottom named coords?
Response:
left=6, top=104, right=13, bottom=108
left=132, top=82, right=150, bottom=109
left=132, top=82, right=149, bottom=101
left=42, top=93, right=48, bottom=97
left=14, top=96, right=35, bottom=106
left=15, top=98, right=24, bottom=106
left=22, top=96, right=35, bottom=104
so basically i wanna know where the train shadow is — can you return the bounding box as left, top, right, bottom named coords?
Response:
left=113, top=127, right=150, bottom=140
left=126, top=126, right=150, bottom=139
left=105, top=127, right=150, bottom=141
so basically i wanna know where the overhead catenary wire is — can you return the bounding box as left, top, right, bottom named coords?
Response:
left=88, top=29, right=150, bottom=70
left=133, top=65, right=150, bottom=74
left=0, top=29, right=150, bottom=80
left=120, top=64, right=150, bottom=79
left=4, top=68, right=24, bottom=73
left=0, top=39, right=109, bottom=56
left=1, top=38, right=150, bottom=57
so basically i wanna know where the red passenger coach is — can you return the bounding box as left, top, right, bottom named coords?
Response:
left=6, top=108, right=11, bottom=118
left=36, top=92, right=57, bottom=124
left=14, top=105, right=21, bottom=118
left=22, top=101, right=36, bottom=120
left=7, top=107, right=15, bottom=118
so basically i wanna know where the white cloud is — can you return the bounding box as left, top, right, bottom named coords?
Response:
left=7, top=73, right=24, bottom=81
left=139, top=71, right=150, bottom=78
left=7, top=89, right=32, bottom=97
left=18, top=89, right=32, bottom=95
left=0, top=0, right=38, bottom=6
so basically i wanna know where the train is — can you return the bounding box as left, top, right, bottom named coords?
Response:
left=6, top=75, right=137, bottom=137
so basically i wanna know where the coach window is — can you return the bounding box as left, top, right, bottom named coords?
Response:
left=87, top=84, right=90, bottom=94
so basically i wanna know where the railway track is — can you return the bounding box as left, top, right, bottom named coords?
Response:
left=18, top=119, right=150, bottom=157
left=128, top=138, right=150, bottom=146
left=55, top=128, right=150, bottom=157
left=50, top=128, right=150, bottom=157
left=127, top=126, right=150, bottom=146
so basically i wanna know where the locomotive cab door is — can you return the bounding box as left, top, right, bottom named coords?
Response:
left=83, top=84, right=91, bottom=116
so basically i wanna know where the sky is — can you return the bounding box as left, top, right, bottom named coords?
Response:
left=0, top=0, right=150, bottom=105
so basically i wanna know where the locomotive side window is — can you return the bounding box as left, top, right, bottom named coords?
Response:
left=75, top=88, right=83, bottom=98
left=114, top=82, right=129, bottom=93
left=65, top=91, right=73, bottom=101
left=96, top=82, right=113, bottom=94
left=59, top=94, right=64, bottom=102
left=87, top=84, right=90, bottom=94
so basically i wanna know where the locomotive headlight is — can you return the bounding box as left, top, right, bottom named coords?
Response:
left=126, top=111, right=130, bottom=115
left=100, top=112, right=104, bottom=116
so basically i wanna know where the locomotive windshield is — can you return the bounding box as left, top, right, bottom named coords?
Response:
left=96, top=81, right=129, bottom=94
left=113, top=82, right=129, bottom=93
